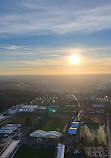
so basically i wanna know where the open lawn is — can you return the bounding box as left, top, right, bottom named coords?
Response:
left=14, top=148, right=54, bottom=158
left=40, top=117, right=66, bottom=133
left=12, top=113, right=38, bottom=126
left=80, top=122, right=107, bottom=145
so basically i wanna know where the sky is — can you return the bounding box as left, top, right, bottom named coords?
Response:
left=0, top=0, right=111, bottom=75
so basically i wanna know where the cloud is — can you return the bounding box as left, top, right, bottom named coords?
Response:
left=0, top=0, right=111, bottom=36
left=1, top=44, right=111, bottom=75
left=0, top=45, right=29, bottom=50
left=1, top=45, right=111, bottom=62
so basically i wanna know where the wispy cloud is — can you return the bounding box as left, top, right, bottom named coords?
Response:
left=0, top=0, right=111, bottom=36
left=1, top=45, right=111, bottom=61
left=0, top=45, right=29, bottom=50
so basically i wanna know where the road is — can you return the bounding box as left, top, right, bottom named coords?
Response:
left=0, top=140, right=19, bottom=158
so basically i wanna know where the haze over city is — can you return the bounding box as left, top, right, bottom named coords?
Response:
left=1, top=1, right=111, bottom=158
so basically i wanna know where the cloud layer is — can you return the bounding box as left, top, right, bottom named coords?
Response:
left=1, top=45, right=111, bottom=75
left=0, top=0, right=111, bottom=36
left=0, top=0, right=111, bottom=75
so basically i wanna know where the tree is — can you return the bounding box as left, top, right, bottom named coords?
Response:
left=25, top=117, right=32, bottom=126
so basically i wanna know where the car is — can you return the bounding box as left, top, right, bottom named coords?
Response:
left=92, top=156, right=96, bottom=158
left=3, top=134, right=9, bottom=138
left=96, top=152, right=99, bottom=157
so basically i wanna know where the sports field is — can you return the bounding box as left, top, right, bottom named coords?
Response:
left=40, top=117, right=66, bottom=133
left=80, top=122, right=107, bottom=145
left=14, top=148, right=54, bottom=158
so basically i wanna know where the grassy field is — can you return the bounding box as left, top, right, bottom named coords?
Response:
left=12, top=112, right=38, bottom=126
left=0, top=116, right=14, bottom=128
left=80, top=122, right=107, bottom=145
left=40, top=117, right=66, bottom=133
left=14, top=148, right=54, bottom=158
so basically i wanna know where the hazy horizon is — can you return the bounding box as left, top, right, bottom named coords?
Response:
left=0, top=0, right=111, bottom=75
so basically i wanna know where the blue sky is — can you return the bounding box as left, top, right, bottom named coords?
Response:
left=0, top=0, right=111, bottom=75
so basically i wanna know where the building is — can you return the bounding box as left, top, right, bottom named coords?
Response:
left=0, top=114, right=7, bottom=122
left=8, top=106, right=17, bottom=115
left=29, top=130, right=62, bottom=148
left=68, top=127, right=78, bottom=135
left=92, top=104, right=105, bottom=108
left=0, top=124, right=21, bottom=136
left=65, top=105, right=76, bottom=108
left=1, top=140, right=20, bottom=158
left=38, top=106, right=47, bottom=114
left=68, top=119, right=80, bottom=135
left=16, top=104, right=39, bottom=112
left=30, top=130, right=62, bottom=140
left=71, top=122, right=79, bottom=128
left=57, top=144, right=65, bottom=158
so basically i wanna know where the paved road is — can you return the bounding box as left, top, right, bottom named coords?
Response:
left=0, top=140, right=19, bottom=158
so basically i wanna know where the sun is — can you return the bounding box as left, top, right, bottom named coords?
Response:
left=69, top=55, right=80, bottom=65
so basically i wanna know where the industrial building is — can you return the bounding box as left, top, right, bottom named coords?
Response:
left=16, top=104, right=39, bottom=112
left=0, top=124, right=21, bottom=135
left=68, top=127, right=77, bottom=135
left=71, top=121, right=79, bottom=128
left=92, top=104, right=105, bottom=108
left=57, top=144, right=65, bottom=158
left=68, top=119, right=80, bottom=135
left=16, top=104, right=47, bottom=113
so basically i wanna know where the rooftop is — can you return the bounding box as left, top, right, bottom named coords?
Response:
left=30, top=130, right=62, bottom=138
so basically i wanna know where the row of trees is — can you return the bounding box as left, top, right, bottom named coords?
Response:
left=80, top=125, right=106, bottom=145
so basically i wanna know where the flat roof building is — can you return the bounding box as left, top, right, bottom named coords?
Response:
left=68, top=119, right=80, bottom=135
left=57, top=144, right=65, bottom=158
left=0, top=124, right=21, bottom=135
left=68, top=127, right=77, bottom=135
left=92, top=104, right=105, bottom=108
left=1, top=140, right=20, bottom=158
left=71, top=122, right=79, bottom=128
left=16, top=104, right=39, bottom=112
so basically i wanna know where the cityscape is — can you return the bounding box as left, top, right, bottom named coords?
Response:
left=0, top=0, right=111, bottom=158
left=0, top=75, right=111, bottom=158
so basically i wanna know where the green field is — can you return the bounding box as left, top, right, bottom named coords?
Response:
left=14, top=148, right=54, bottom=158
left=80, top=123, right=107, bottom=145
left=40, top=117, right=66, bottom=133
left=12, top=112, right=38, bottom=126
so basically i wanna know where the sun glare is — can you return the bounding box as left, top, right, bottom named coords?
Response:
left=69, top=55, right=80, bottom=65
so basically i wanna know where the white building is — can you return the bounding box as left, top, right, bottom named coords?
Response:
left=0, top=124, right=21, bottom=135
left=8, top=106, right=17, bottom=115
left=1, top=140, right=20, bottom=158
left=57, top=144, right=65, bottom=158
left=16, top=104, right=39, bottom=112
left=30, top=130, right=62, bottom=139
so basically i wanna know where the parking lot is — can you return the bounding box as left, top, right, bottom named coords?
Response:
left=85, top=146, right=108, bottom=158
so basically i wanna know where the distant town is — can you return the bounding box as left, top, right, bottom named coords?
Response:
left=0, top=75, right=111, bottom=158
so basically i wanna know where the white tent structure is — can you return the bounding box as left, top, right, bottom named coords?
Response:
left=30, top=130, right=62, bottom=139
